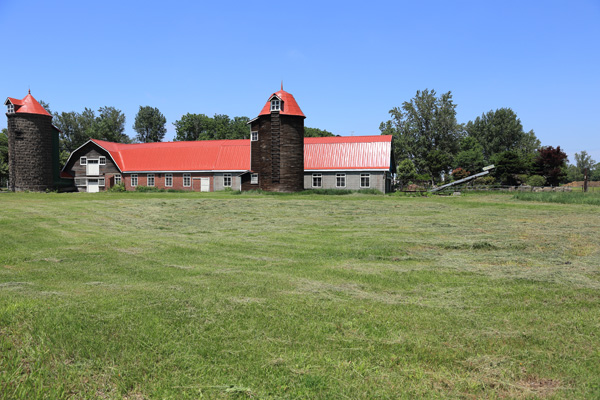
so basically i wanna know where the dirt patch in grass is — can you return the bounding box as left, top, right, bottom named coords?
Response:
left=516, top=376, right=561, bottom=398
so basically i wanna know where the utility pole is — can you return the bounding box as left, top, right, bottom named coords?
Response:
left=584, top=168, right=589, bottom=193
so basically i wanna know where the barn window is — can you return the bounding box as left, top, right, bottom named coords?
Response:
left=183, top=173, right=191, bottom=187
left=114, top=174, right=121, bottom=185
left=312, top=173, right=322, bottom=188
left=7, top=104, right=14, bottom=114
left=99, top=178, right=105, bottom=187
left=271, top=99, right=280, bottom=112
left=223, top=173, right=232, bottom=187
left=336, top=173, right=346, bottom=188
left=360, top=173, right=370, bottom=188
left=75, top=178, right=86, bottom=186
left=165, top=174, right=173, bottom=187
left=147, top=174, right=155, bottom=187
left=80, top=157, right=87, bottom=165
left=251, top=131, right=258, bottom=141
left=251, top=173, right=258, bottom=184
left=131, top=174, right=138, bottom=187
left=99, top=156, right=106, bottom=165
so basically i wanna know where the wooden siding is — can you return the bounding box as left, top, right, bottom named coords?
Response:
left=250, top=113, right=304, bottom=192
left=63, top=143, right=121, bottom=192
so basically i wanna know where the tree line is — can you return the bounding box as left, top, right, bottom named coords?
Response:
left=1, top=93, right=596, bottom=187
left=381, top=89, right=598, bottom=187
left=42, top=103, right=334, bottom=168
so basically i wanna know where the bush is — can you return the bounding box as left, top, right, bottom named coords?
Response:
left=135, top=186, right=164, bottom=192
left=305, top=189, right=354, bottom=195
left=526, top=175, right=546, bottom=187
left=473, top=176, right=495, bottom=186
left=108, top=183, right=126, bottom=192
left=357, top=188, right=382, bottom=195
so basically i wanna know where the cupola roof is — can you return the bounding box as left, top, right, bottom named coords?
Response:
left=258, top=89, right=305, bottom=118
left=4, top=91, right=51, bottom=116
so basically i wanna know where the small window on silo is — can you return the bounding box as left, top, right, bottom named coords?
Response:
left=271, top=99, right=280, bottom=112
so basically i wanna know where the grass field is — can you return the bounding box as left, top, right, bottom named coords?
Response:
left=513, top=191, right=600, bottom=206
left=1, top=192, right=599, bottom=399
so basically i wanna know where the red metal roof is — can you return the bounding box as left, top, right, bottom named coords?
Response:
left=258, top=90, right=305, bottom=118
left=304, top=135, right=393, bottom=170
left=85, top=135, right=392, bottom=173
left=92, top=139, right=250, bottom=172
left=5, top=92, right=51, bottom=116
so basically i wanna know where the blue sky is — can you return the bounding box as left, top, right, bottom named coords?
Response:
left=1, top=0, right=599, bottom=162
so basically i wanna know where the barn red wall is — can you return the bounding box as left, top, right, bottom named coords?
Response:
left=122, top=173, right=214, bottom=191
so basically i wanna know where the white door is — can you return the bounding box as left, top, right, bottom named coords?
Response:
left=87, top=159, right=100, bottom=175
left=87, top=179, right=100, bottom=193
left=200, top=178, right=210, bottom=192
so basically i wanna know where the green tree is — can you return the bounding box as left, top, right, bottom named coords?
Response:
left=54, top=107, right=130, bottom=154
left=173, top=113, right=250, bottom=141
left=396, top=158, right=418, bottom=189
left=466, top=108, right=539, bottom=162
left=591, top=163, right=600, bottom=181
left=565, top=164, right=583, bottom=182
left=305, top=127, right=334, bottom=137
left=38, top=100, right=52, bottom=115
left=574, top=151, right=596, bottom=179
left=54, top=111, right=89, bottom=153
left=230, top=116, right=251, bottom=139
left=96, top=106, right=129, bottom=143
left=380, top=89, right=463, bottom=182
left=492, top=151, right=526, bottom=185
left=0, top=128, right=8, bottom=187
left=133, top=106, right=167, bottom=143
left=453, top=136, right=485, bottom=173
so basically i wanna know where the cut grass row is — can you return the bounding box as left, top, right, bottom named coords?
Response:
left=1, top=191, right=599, bottom=398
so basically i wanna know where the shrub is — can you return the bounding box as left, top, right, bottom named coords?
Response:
left=301, top=189, right=354, bottom=195
left=108, top=183, right=126, bottom=192
left=357, top=188, right=382, bottom=195
left=526, top=175, right=546, bottom=187
left=135, top=186, right=164, bottom=192
left=473, top=176, right=495, bottom=186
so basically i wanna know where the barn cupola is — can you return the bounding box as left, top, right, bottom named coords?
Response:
left=249, top=85, right=305, bottom=192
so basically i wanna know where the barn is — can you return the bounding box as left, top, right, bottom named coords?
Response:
left=62, top=135, right=394, bottom=192
left=58, top=87, right=394, bottom=193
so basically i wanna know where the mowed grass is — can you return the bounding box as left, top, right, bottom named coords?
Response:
left=0, top=192, right=599, bottom=399
left=514, top=191, right=600, bottom=206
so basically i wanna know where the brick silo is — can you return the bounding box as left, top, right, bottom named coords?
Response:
left=249, top=86, right=305, bottom=192
left=5, top=91, right=58, bottom=191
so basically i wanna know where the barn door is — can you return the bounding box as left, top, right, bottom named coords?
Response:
left=87, top=179, right=99, bottom=193
left=200, top=178, right=210, bottom=192
left=87, top=159, right=100, bottom=175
